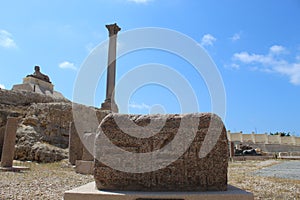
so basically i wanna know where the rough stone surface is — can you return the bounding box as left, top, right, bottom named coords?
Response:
left=14, top=125, right=69, bottom=163
left=94, top=113, right=228, bottom=192
left=0, top=88, right=68, bottom=106
left=75, top=160, right=95, bottom=175
left=19, top=102, right=73, bottom=148
left=0, top=89, right=110, bottom=163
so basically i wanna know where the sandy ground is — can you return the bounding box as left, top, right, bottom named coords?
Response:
left=0, top=159, right=299, bottom=200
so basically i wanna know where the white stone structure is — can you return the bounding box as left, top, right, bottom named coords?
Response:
left=227, top=131, right=300, bottom=146
left=12, top=66, right=65, bottom=99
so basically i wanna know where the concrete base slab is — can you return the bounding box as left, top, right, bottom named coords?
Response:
left=75, top=160, right=94, bottom=175
left=64, top=182, right=254, bottom=200
left=0, top=166, right=30, bottom=172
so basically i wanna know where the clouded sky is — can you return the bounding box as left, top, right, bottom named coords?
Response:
left=0, top=0, right=300, bottom=135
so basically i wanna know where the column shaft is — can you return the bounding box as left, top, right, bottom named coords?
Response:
left=101, top=23, right=121, bottom=113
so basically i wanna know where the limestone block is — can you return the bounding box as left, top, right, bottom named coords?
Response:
left=69, top=122, right=83, bottom=165
left=82, top=132, right=95, bottom=161
left=23, top=77, right=54, bottom=92
left=94, top=113, right=228, bottom=192
left=75, top=160, right=94, bottom=175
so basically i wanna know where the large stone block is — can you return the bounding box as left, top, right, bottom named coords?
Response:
left=94, top=113, right=228, bottom=192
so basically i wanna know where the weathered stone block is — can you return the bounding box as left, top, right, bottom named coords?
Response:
left=94, top=113, right=228, bottom=192
left=75, top=160, right=94, bottom=175
left=69, top=122, right=83, bottom=165
left=1, top=117, right=18, bottom=167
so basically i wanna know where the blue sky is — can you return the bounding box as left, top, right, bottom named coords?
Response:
left=0, top=0, right=300, bottom=135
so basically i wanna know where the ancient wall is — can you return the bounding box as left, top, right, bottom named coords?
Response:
left=254, top=134, right=267, bottom=143
left=227, top=131, right=300, bottom=146
left=94, top=113, right=228, bottom=192
left=267, top=134, right=280, bottom=144
left=242, top=134, right=253, bottom=142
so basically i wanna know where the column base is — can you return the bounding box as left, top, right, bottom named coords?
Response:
left=100, top=99, right=118, bottom=113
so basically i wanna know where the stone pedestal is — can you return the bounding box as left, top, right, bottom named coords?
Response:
left=13, top=77, right=54, bottom=94
left=64, top=182, right=254, bottom=200
left=1, top=117, right=18, bottom=167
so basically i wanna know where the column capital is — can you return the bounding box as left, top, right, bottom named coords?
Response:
left=106, top=23, right=121, bottom=36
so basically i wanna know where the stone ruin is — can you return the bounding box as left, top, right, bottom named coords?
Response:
left=1, top=117, right=18, bottom=168
left=12, top=66, right=65, bottom=99
left=94, top=113, right=228, bottom=191
left=64, top=23, right=254, bottom=199
left=0, top=116, right=29, bottom=171
left=68, top=22, right=229, bottom=192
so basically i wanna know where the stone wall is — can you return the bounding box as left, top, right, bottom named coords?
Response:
left=227, top=131, right=300, bottom=146
left=0, top=88, right=114, bottom=163
left=0, top=89, right=73, bottom=162
left=0, top=88, right=68, bottom=106
left=94, top=113, right=228, bottom=192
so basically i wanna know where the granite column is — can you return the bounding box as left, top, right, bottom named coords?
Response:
left=101, top=23, right=121, bottom=113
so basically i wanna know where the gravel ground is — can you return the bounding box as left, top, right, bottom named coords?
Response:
left=0, top=160, right=93, bottom=200
left=252, top=161, right=300, bottom=180
left=228, top=160, right=300, bottom=199
left=0, top=159, right=299, bottom=200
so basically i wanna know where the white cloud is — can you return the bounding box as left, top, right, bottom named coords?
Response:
left=233, top=51, right=274, bottom=65
left=200, top=34, right=216, bottom=46
left=127, top=0, right=153, bottom=4
left=0, top=30, right=17, bottom=49
left=129, top=102, right=150, bottom=110
left=230, top=33, right=241, bottom=42
left=275, top=63, right=300, bottom=85
left=59, top=61, right=77, bottom=70
left=269, top=45, right=287, bottom=55
left=0, top=84, right=5, bottom=89
left=232, top=45, right=300, bottom=85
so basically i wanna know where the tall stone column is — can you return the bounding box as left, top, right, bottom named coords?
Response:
left=101, top=23, right=121, bottom=113
left=0, top=117, right=18, bottom=168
